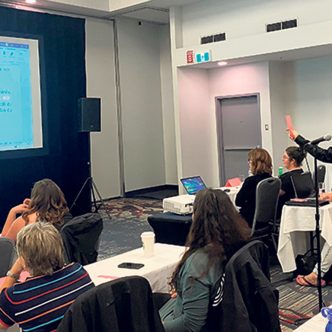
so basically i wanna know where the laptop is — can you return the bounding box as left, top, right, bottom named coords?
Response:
left=180, top=176, right=207, bottom=195
left=290, top=172, right=315, bottom=199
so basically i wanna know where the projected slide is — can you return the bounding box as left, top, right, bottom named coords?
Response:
left=0, top=36, right=43, bottom=152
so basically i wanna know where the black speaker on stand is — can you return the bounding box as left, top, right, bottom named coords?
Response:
left=70, top=98, right=111, bottom=219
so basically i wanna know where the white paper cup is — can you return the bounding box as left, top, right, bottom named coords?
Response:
left=141, top=231, right=155, bottom=257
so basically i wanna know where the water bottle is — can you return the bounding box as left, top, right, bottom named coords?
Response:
left=278, top=166, right=283, bottom=176
left=321, top=307, right=332, bottom=332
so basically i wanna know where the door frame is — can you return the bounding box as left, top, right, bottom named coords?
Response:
left=215, top=93, right=261, bottom=185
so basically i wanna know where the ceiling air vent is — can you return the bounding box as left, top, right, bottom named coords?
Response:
left=213, top=33, right=226, bottom=42
left=282, top=19, right=297, bottom=29
left=266, top=22, right=282, bottom=32
left=201, top=33, right=226, bottom=45
left=201, top=35, right=214, bottom=44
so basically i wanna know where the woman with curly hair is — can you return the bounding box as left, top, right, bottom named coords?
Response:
left=235, top=148, right=273, bottom=227
left=159, top=189, right=250, bottom=332
left=1, top=178, right=69, bottom=241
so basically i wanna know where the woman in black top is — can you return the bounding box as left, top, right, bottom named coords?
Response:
left=277, top=146, right=306, bottom=217
left=289, top=128, right=331, bottom=287
left=235, top=148, right=272, bottom=227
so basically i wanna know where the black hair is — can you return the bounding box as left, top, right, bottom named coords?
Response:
left=285, top=146, right=306, bottom=167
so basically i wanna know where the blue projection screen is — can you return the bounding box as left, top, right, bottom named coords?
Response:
left=0, top=36, right=42, bottom=152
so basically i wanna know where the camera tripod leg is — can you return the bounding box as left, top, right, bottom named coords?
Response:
left=91, top=179, right=112, bottom=220
left=70, top=177, right=91, bottom=211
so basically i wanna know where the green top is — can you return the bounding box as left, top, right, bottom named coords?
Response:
left=160, top=248, right=225, bottom=332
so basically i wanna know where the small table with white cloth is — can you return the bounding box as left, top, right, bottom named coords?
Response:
left=293, top=308, right=329, bottom=331
left=85, top=243, right=185, bottom=293
left=277, top=203, right=332, bottom=272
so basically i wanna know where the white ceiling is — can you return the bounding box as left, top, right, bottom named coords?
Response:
left=0, top=0, right=201, bottom=23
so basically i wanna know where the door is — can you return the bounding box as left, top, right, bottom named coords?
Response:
left=216, top=95, right=261, bottom=185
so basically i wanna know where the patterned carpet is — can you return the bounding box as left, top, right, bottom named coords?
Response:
left=97, top=198, right=162, bottom=260
left=98, top=197, right=329, bottom=331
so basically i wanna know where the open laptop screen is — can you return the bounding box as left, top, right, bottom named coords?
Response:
left=291, top=172, right=315, bottom=198
left=180, top=176, right=207, bottom=195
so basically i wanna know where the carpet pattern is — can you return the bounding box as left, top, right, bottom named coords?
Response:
left=98, top=198, right=162, bottom=260
left=98, top=197, right=329, bottom=331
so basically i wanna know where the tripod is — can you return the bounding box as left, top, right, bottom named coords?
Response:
left=70, top=135, right=112, bottom=220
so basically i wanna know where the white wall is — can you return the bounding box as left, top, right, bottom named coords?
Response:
left=282, top=55, right=332, bottom=190
left=85, top=18, right=121, bottom=198
left=177, top=62, right=273, bottom=187
left=177, top=68, right=210, bottom=182
left=117, top=18, right=166, bottom=191
left=181, top=0, right=332, bottom=47
left=269, top=61, right=291, bottom=172
left=160, top=25, right=177, bottom=185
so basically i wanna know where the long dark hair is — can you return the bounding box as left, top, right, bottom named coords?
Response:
left=170, top=188, right=250, bottom=291
left=23, top=178, right=69, bottom=226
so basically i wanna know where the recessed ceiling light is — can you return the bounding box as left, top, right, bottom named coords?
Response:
left=26, top=0, right=36, bottom=4
left=218, top=61, right=228, bottom=66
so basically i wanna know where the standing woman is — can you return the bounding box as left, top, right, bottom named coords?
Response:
left=235, top=148, right=273, bottom=227
left=159, top=189, right=251, bottom=332
left=277, top=146, right=306, bottom=217
left=1, top=178, right=69, bottom=241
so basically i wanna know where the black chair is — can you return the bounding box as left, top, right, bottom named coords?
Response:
left=207, top=240, right=280, bottom=332
left=57, top=276, right=164, bottom=332
left=60, top=212, right=103, bottom=265
left=0, top=237, right=17, bottom=277
left=250, top=178, right=281, bottom=248
left=313, top=164, right=326, bottom=184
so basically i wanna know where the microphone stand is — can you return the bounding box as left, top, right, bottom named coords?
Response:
left=313, top=155, right=323, bottom=310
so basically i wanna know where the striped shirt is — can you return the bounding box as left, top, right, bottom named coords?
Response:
left=0, top=263, right=94, bottom=332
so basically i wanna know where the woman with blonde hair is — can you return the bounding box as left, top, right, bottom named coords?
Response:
left=235, top=148, right=273, bottom=227
left=0, top=222, right=94, bottom=331
left=1, top=178, right=69, bottom=241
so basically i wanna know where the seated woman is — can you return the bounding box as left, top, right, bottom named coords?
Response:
left=0, top=222, right=94, bottom=331
left=277, top=146, right=306, bottom=217
left=235, top=148, right=273, bottom=227
left=1, top=178, right=70, bottom=241
left=159, top=189, right=251, bottom=332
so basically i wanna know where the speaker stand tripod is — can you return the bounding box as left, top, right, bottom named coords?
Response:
left=70, top=162, right=112, bottom=220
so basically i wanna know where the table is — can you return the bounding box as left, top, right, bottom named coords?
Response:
left=85, top=243, right=185, bottom=293
left=217, top=186, right=240, bottom=206
left=148, top=187, right=241, bottom=245
left=294, top=309, right=328, bottom=331
left=277, top=203, right=332, bottom=272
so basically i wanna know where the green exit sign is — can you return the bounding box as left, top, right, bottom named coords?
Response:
left=195, top=51, right=211, bottom=63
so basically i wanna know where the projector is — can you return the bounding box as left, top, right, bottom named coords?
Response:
left=163, top=195, right=195, bottom=215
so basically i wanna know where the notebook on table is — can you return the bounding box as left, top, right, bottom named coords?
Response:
left=285, top=198, right=330, bottom=207
left=180, top=176, right=207, bottom=195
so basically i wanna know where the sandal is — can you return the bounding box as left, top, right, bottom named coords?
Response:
left=296, top=275, right=326, bottom=288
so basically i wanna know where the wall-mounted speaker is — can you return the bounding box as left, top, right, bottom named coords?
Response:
left=78, top=97, right=101, bottom=132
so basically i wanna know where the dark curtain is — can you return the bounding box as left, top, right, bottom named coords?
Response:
left=0, top=7, right=90, bottom=226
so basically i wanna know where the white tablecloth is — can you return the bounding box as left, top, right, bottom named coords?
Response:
left=294, top=308, right=329, bottom=331
left=85, top=243, right=185, bottom=293
left=277, top=203, right=332, bottom=272
left=216, top=186, right=241, bottom=206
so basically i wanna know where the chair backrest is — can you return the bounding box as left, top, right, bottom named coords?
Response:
left=57, top=276, right=164, bottom=332
left=60, top=212, right=103, bottom=265
left=207, top=240, right=280, bottom=332
left=291, top=171, right=314, bottom=198
left=313, top=164, right=326, bottom=184
left=251, top=177, right=281, bottom=236
left=0, top=237, right=17, bottom=277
